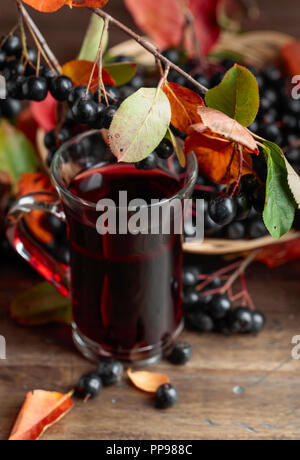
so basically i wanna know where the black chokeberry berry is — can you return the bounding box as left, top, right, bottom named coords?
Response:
left=0, top=98, right=22, bottom=119
left=183, top=288, right=200, bottom=310
left=251, top=310, right=266, bottom=333
left=252, top=185, right=266, bottom=214
left=76, top=373, right=103, bottom=400
left=186, top=311, right=214, bottom=332
left=135, top=152, right=157, bottom=170
left=96, top=359, right=124, bottom=386
left=102, top=106, right=117, bottom=129
left=44, top=126, right=70, bottom=150
left=209, top=294, right=232, bottom=319
left=68, top=85, right=92, bottom=106
left=72, top=98, right=98, bottom=124
left=208, top=196, right=237, bottom=226
left=155, top=383, right=178, bottom=409
left=42, top=213, right=66, bottom=239
left=162, top=49, right=180, bottom=65
left=167, top=342, right=192, bottom=365
left=241, top=174, right=259, bottom=195
left=41, top=66, right=55, bottom=81
left=3, top=35, right=21, bottom=56
left=130, top=75, right=144, bottom=90
left=234, top=192, right=251, bottom=221
left=90, top=103, right=105, bottom=129
left=248, top=219, right=268, bottom=239
left=225, top=221, right=246, bottom=240
left=182, top=266, right=200, bottom=288
left=50, top=75, right=73, bottom=101
left=0, top=49, right=6, bottom=70
left=229, top=307, right=253, bottom=333
left=22, top=76, right=48, bottom=101
left=156, top=139, right=174, bottom=160
left=27, top=47, right=38, bottom=65
left=56, top=246, right=71, bottom=265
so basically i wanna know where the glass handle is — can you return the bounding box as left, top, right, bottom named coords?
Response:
left=5, top=192, right=71, bottom=298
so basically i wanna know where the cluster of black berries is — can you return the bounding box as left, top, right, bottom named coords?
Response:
left=182, top=265, right=266, bottom=335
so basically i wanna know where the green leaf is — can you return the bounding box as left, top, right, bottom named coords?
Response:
left=10, top=282, right=72, bottom=326
left=165, top=128, right=186, bottom=167
left=104, top=62, right=137, bottom=87
left=0, top=120, right=37, bottom=192
left=263, top=140, right=296, bottom=239
left=205, top=64, right=259, bottom=127
left=78, top=14, right=108, bottom=61
left=109, top=87, right=171, bottom=163
left=282, top=155, right=300, bottom=209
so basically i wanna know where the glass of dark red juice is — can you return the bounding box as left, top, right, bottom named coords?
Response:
left=6, top=131, right=198, bottom=365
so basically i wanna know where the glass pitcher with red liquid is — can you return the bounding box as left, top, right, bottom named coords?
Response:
left=6, top=131, right=198, bottom=365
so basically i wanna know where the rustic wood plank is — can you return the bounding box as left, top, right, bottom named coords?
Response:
left=0, top=259, right=300, bottom=440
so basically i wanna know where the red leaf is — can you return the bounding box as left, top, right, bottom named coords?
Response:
left=124, top=0, right=185, bottom=50
left=187, top=0, right=221, bottom=55
left=281, top=41, right=300, bottom=76
left=30, top=93, right=57, bottom=132
left=9, top=390, right=74, bottom=440
left=256, top=238, right=300, bottom=268
left=16, top=107, right=39, bottom=147
left=163, top=82, right=205, bottom=133
left=17, top=173, right=56, bottom=245
left=185, top=131, right=254, bottom=183
left=21, top=0, right=109, bottom=13
left=62, top=60, right=114, bottom=89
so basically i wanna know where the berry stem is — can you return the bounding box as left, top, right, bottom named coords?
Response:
left=91, top=7, right=208, bottom=95
left=196, top=260, right=241, bottom=292
left=230, top=144, right=243, bottom=197
left=17, top=1, right=62, bottom=74
left=220, top=249, right=259, bottom=295
left=0, top=24, right=19, bottom=49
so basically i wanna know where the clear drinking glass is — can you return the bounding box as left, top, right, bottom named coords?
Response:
left=6, top=130, right=198, bottom=365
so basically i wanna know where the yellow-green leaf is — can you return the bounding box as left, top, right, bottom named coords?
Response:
left=108, top=87, right=171, bottom=163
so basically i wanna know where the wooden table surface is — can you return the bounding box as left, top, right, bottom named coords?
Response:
left=0, top=257, right=300, bottom=440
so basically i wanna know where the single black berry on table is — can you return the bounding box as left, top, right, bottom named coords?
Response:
left=156, top=139, right=174, bottom=160
left=72, top=99, right=98, bottom=124
left=22, top=76, right=48, bottom=101
left=155, top=383, right=178, bottom=409
left=96, top=358, right=124, bottom=386
left=102, top=106, right=117, bottom=129
left=229, top=307, right=253, bottom=333
left=182, top=266, right=200, bottom=288
left=209, top=294, right=232, bottom=319
left=2, top=35, right=21, bottom=56
left=208, top=196, right=237, bottom=226
left=167, top=342, right=192, bottom=365
left=50, top=75, right=73, bottom=101
left=135, top=153, right=157, bottom=170
left=186, top=311, right=214, bottom=332
left=76, top=373, right=103, bottom=400
left=251, top=310, right=266, bottom=333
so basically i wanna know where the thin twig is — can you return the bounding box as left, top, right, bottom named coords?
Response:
left=17, top=1, right=62, bottom=74
left=91, top=7, right=208, bottom=96
left=98, top=17, right=110, bottom=105
left=220, top=249, right=259, bottom=295
left=230, top=144, right=243, bottom=196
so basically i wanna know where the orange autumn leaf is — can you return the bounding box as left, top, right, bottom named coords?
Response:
left=124, top=0, right=185, bottom=50
left=127, top=368, right=170, bottom=393
left=17, top=173, right=56, bottom=244
left=9, top=390, right=74, bottom=440
left=196, top=107, right=259, bottom=153
left=21, top=0, right=109, bottom=13
left=62, top=60, right=114, bottom=89
left=185, top=132, right=254, bottom=184
left=256, top=238, right=300, bottom=268
left=163, top=82, right=205, bottom=133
